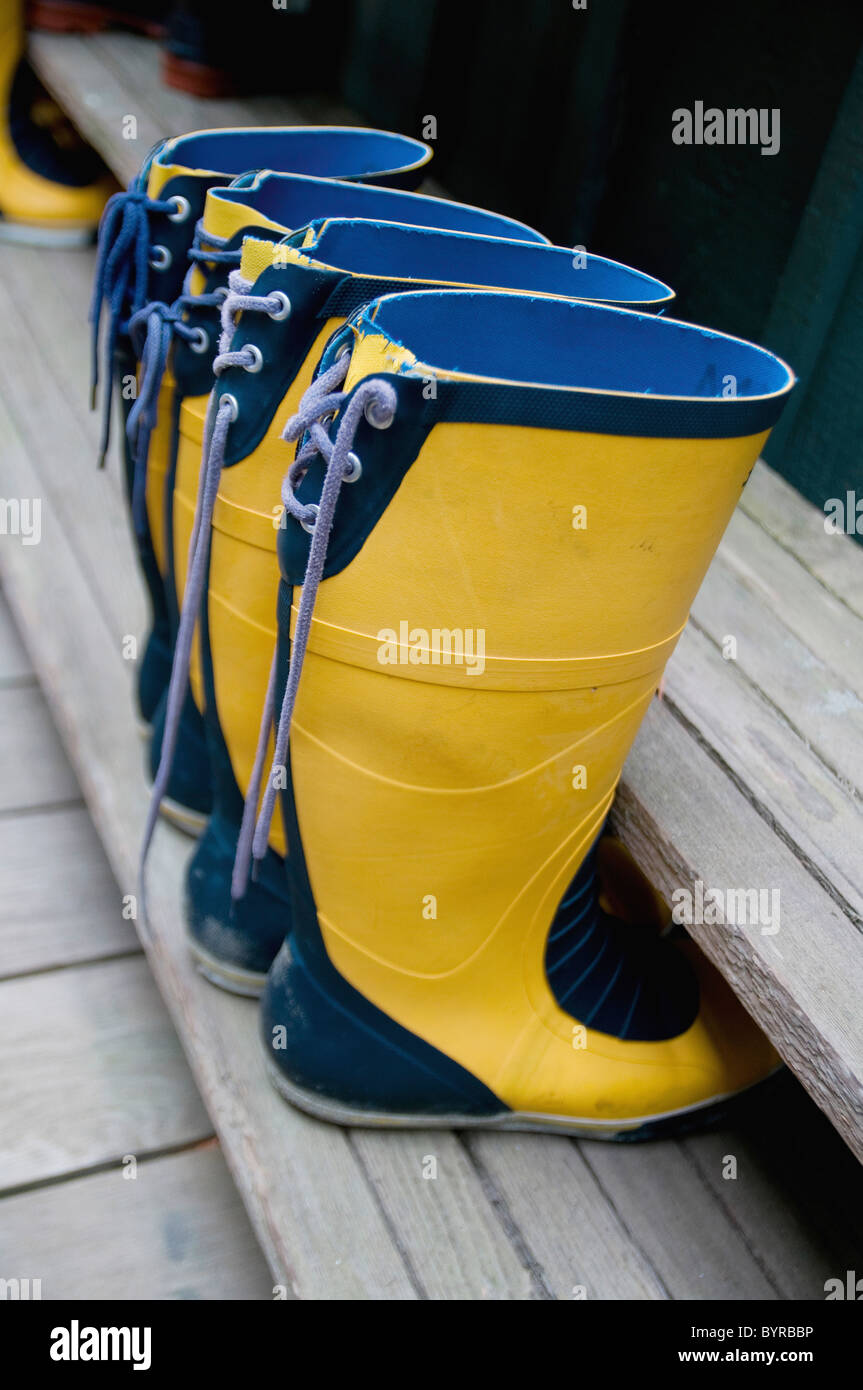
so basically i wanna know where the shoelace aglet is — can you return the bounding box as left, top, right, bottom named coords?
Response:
left=90, top=383, right=98, bottom=412
left=97, top=447, right=108, bottom=471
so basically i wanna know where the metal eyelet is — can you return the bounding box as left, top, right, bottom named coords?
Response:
left=220, top=393, right=239, bottom=422
left=335, top=340, right=352, bottom=360
left=365, top=397, right=394, bottom=429
left=268, top=291, right=292, bottom=321
left=168, top=195, right=191, bottom=223
left=343, top=451, right=362, bottom=483
left=149, top=244, right=172, bottom=271
left=243, top=344, right=264, bottom=373
left=300, top=504, right=320, bottom=535
left=189, top=327, right=209, bottom=354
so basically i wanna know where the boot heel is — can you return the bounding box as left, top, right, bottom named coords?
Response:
left=185, top=813, right=290, bottom=991
left=260, top=938, right=506, bottom=1126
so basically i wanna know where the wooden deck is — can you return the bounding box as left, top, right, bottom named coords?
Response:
left=0, top=30, right=859, bottom=1299
left=0, top=588, right=273, bottom=1298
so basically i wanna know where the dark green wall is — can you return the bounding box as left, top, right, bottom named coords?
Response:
left=340, top=0, right=863, bottom=537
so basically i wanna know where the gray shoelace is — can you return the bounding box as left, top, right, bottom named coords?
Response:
left=230, top=353, right=398, bottom=900
left=137, top=269, right=293, bottom=895
left=124, top=222, right=238, bottom=527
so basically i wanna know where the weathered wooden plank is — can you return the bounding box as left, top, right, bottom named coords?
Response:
left=683, top=1132, right=831, bottom=1301
left=581, top=1140, right=780, bottom=1300
left=0, top=806, right=136, bottom=978
left=186, top=988, right=419, bottom=1299
left=0, top=955, right=211, bottom=1191
left=712, top=505, right=863, bottom=696
left=0, top=1144, right=273, bottom=1300
left=613, top=703, right=863, bottom=1162
left=0, top=685, right=80, bottom=814
left=349, top=1130, right=537, bottom=1299
left=1, top=243, right=106, bottom=432
left=664, top=624, right=863, bottom=927
left=740, top=460, right=863, bottom=621
left=581, top=1071, right=863, bottom=1302
left=89, top=30, right=333, bottom=135
left=0, top=269, right=146, bottom=648
left=693, top=536, right=863, bottom=797
left=465, top=1132, right=668, bottom=1300
left=90, top=30, right=275, bottom=140
left=0, top=591, right=33, bottom=686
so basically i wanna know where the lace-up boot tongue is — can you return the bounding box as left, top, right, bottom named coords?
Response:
left=341, top=322, right=420, bottom=394
left=145, top=153, right=189, bottom=199
left=202, top=185, right=285, bottom=243
left=237, top=233, right=289, bottom=283
left=237, top=231, right=363, bottom=290
left=189, top=187, right=290, bottom=298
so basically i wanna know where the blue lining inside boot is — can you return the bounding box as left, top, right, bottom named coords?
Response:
left=162, top=128, right=432, bottom=183
left=303, top=219, right=671, bottom=304
left=215, top=170, right=547, bottom=245
left=361, top=290, right=794, bottom=401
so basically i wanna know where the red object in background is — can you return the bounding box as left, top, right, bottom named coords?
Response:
left=161, top=45, right=236, bottom=99
left=26, top=0, right=166, bottom=37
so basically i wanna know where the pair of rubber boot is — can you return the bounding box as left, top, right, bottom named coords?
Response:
left=95, top=126, right=795, bottom=1138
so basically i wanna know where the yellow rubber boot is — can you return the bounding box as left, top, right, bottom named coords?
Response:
left=0, top=0, right=114, bottom=243
left=132, top=138, right=440, bottom=623
left=137, top=172, right=549, bottom=985
left=167, top=173, right=548, bottom=724
left=180, top=226, right=672, bottom=857
left=91, top=126, right=435, bottom=831
left=248, top=289, right=794, bottom=1137
left=164, top=223, right=672, bottom=991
